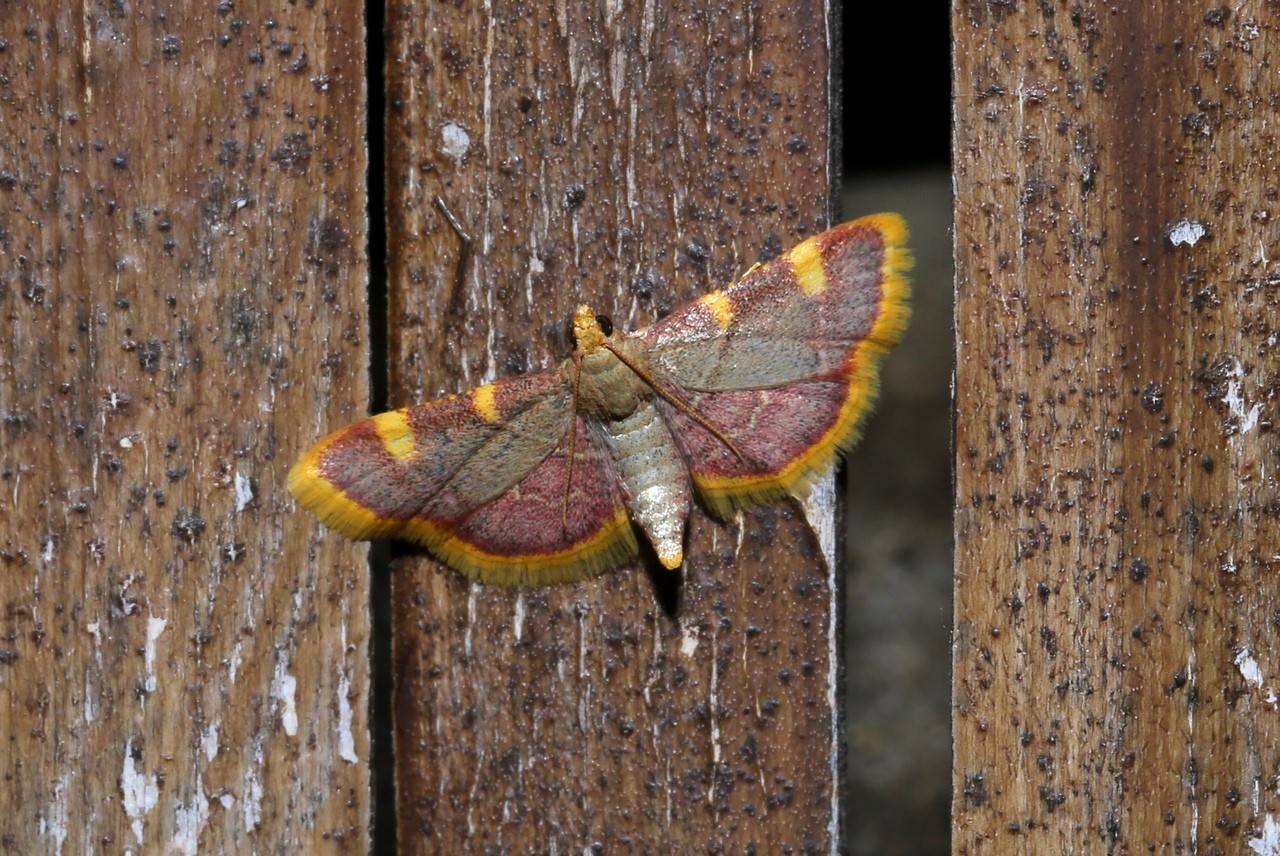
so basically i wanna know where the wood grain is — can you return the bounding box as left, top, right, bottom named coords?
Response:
left=0, top=4, right=370, bottom=851
left=954, top=4, right=1280, bottom=853
left=383, top=0, right=843, bottom=849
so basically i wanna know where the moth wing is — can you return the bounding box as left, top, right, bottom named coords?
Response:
left=288, top=370, right=636, bottom=584
left=639, top=214, right=911, bottom=515
left=642, top=214, right=910, bottom=390
left=430, top=416, right=638, bottom=584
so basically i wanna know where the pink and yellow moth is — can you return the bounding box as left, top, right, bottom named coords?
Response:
left=289, top=214, right=911, bottom=585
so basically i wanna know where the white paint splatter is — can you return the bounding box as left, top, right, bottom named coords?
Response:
left=1236, top=649, right=1265, bottom=688
left=41, top=538, right=54, bottom=563
left=706, top=620, right=721, bottom=804
left=338, top=672, right=358, bottom=764
left=1234, top=648, right=1277, bottom=704
left=1168, top=219, right=1207, bottom=246
left=43, top=772, right=69, bottom=855
left=465, top=587, right=477, bottom=660
left=1249, top=813, right=1280, bottom=855
left=144, top=616, right=167, bottom=694
left=1186, top=647, right=1199, bottom=844
left=680, top=625, right=699, bottom=657
left=170, top=776, right=209, bottom=856
left=228, top=640, right=242, bottom=685
left=83, top=672, right=97, bottom=724
left=242, top=760, right=263, bottom=830
left=271, top=659, right=299, bottom=736
left=1224, top=359, right=1262, bottom=433
left=118, top=574, right=140, bottom=615
left=201, top=722, right=219, bottom=762
left=441, top=122, right=471, bottom=164
left=121, top=739, right=159, bottom=845
left=234, top=472, right=253, bottom=512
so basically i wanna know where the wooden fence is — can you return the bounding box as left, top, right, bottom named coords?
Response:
left=2, top=0, right=846, bottom=850
left=12, top=3, right=1265, bottom=855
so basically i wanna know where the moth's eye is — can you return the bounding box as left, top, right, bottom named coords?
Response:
left=595, top=315, right=614, bottom=336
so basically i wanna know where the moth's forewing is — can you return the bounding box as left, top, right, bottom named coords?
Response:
left=641, top=214, right=912, bottom=515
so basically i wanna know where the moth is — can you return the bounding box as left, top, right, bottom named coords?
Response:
left=288, top=214, right=911, bottom=585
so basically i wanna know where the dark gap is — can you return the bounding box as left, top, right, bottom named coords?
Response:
left=365, top=0, right=396, bottom=852
left=829, top=0, right=844, bottom=227
left=641, top=546, right=683, bottom=620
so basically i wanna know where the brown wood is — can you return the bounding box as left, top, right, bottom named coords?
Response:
left=954, top=4, right=1280, bottom=853
left=0, top=4, right=370, bottom=851
left=384, top=0, right=842, bottom=849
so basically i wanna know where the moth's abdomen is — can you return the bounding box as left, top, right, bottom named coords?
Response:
left=598, top=400, right=690, bottom=569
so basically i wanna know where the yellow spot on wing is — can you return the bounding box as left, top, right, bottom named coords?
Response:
left=372, top=410, right=415, bottom=460
left=472, top=383, right=501, bottom=423
left=698, top=291, right=734, bottom=330
left=789, top=236, right=828, bottom=296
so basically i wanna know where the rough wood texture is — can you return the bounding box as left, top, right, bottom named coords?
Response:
left=954, top=4, right=1280, bottom=854
left=0, top=5, right=370, bottom=852
left=384, top=0, right=841, bottom=849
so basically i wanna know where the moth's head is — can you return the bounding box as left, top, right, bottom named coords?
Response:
left=572, top=304, right=614, bottom=354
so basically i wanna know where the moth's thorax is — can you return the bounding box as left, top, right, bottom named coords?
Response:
left=573, top=336, right=654, bottom=420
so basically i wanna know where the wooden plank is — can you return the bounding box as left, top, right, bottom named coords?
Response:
left=383, top=0, right=842, bottom=849
left=0, top=4, right=370, bottom=851
left=954, top=4, right=1280, bottom=853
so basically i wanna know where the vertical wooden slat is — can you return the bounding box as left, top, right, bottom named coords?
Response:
left=384, top=0, right=841, bottom=849
left=954, top=4, right=1280, bottom=853
left=0, top=4, right=369, bottom=851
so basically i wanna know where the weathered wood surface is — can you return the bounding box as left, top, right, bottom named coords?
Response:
left=384, top=0, right=843, bottom=849
left=0, top=4, right=370, bottom=852
left=954, top=4, right=1280, bottom=854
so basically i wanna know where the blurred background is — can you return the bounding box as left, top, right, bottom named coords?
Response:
left=840, top=7, right=951, bottom=855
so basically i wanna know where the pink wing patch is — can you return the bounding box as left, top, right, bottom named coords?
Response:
left=429, top=418, right=638, bottom=584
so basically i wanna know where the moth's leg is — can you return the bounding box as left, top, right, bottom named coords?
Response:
left=560, top=357, right=585, bottom=529
left=435, top=194, right=473, bottom=318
